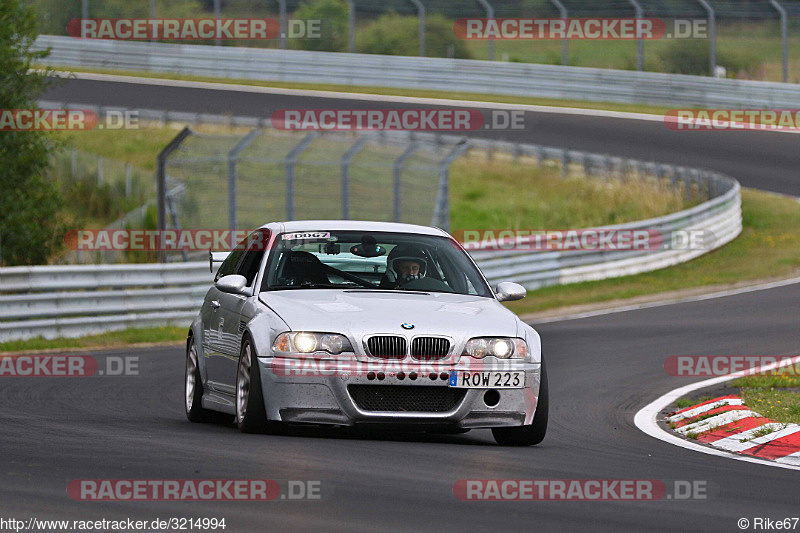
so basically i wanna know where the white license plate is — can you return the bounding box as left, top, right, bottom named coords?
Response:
left=448, top=371, right=525, bottom=389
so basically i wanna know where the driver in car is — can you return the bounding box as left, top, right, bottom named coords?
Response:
left=380, top=245, right=428, bottom=289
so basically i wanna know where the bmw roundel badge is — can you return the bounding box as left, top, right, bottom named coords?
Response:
left=401, top=323, right=415, bottom=330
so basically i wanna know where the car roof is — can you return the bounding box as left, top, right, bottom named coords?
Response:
left=261, top=220, right=450, bottom=237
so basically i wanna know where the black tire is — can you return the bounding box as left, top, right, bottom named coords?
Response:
left=185, top=335, right=219, bottom=423
left=236, top=336, right=275, bottom=434
left=492, top=363, right=548, bottom=446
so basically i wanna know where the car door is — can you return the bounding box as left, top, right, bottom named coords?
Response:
left=214, top=231, right=269, bottom=393
left=203, top=248, right=245, bottom=394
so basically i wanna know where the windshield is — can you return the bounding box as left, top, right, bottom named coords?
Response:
left=261, top=231, right=492, bottom=297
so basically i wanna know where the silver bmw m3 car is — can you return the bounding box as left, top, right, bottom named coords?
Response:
left=185, top=220, right=547, bottom=446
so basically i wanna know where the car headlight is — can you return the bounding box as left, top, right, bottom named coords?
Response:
left=463, top=337, right=528, bottom=359
left=273, top=332, right=353, bottom=355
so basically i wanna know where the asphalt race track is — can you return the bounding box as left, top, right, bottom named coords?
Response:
left=3, top=76, right=795, bottom=532
left=2, top=284, right=799, bottom=531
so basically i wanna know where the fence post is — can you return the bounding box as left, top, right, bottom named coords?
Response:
left=150, top=0, right=156, bottom=43
left=71, top=148, right=77, bottom=177
left=550, top=0, right=568, bottom=65
left=156, top=127, right=192, bottom=263
left=97, top=157, right=103, bottom=186
left=278, top=0, right=288, bottom=50
left=227, top=129, right=261, bottom=231
left=409, top=0, right=425, bottom=57
left=393, top=143, right=420, bottom=222
left=627, top=0, right=644, bottom=71
left=213, top=0, right=221, bottom=46
left=770, top=0, right=788, bottom=82
left=341, top=136, right=369, bottom=220
left=285, top=133, right=318, bottom=221
left=697, top=0, right=716, bottom=76
left=476, top=0, right=495, bottom=60
left=125, top=163, right=132, bottom=197
left=345, top=0, right=356, bottom=53
left=81, top=0, right=88, bottom=19
left=433, top=140, right=469, bottom=231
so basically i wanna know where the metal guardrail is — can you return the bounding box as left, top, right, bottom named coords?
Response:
left=0, top=139, right=741, bottom=342
left=35, top=34, right=800, bottom=108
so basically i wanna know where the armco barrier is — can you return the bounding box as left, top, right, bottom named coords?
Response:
left=34, top=34, right=800, bottom=108
left=0, top=173, right=740, bottom=342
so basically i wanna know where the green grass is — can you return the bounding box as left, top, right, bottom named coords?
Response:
left=44, top=66, right=673, bottom=117
left=461, top=22, right=798, bottom=83
left=0, top=327, right=186, bottom=354
left=740, top=425, right=777, bottom=442
left=450, top=157, right=689, bottom=229
left=57, top=125, right=201, bottom=171
left=731, top=366, right=800, bottom=389
left=740, top=389, right=800, bottom=425
left=674, top=396, right=715, bottom=410
left=506, top=188, right=800, bottom=316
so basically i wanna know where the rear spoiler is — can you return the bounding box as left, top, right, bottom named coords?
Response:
left=209, top=251, right=231, bottom=273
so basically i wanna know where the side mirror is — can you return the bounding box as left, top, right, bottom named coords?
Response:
left=495, top=281, right=526, bottom=302
left=215, top=274, right=249, bottom=295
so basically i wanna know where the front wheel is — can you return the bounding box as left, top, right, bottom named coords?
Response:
left=492, top=363, right=548, bottom=446
left=185, top=336, right=218, bottom=422
left=236, top=337, right=276, bottom=433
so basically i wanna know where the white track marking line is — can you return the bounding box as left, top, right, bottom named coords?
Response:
left=675, top=410, right=757, bottom=435
left=634, top=354, right=800, bottom=471
left=776, top=451, right=800, bottom=466
left=713, top=424, right=800, bottom=453
left=532, top=276, right=800, bottom=324
left=667, top=398, right=744, bottom=423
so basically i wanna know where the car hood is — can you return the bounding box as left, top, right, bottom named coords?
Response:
left=259, top=289, right=518, bottom=341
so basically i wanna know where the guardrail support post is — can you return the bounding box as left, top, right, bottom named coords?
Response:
left=393, top=143, right=420, bottom=222
left=227, top=128, right=261, bottom=231
left=341, top=135, right=369, bottom=220
left=213, top=0, right=221, bottom=46
left=433, top=140, right=469, bottom=231
left=550, top=0, right=568, bottom=65
left=770, top=0, right=788, bottom=82
left=409, top=0, right=425, bottom=57
left=345, top=0, right=356, bottom=53
left=285, top=132, right=318, bottom=221
left=277, top=0, right=288, bottom=50
left=156, top=127, right=192, bottom=263
left=476, top=0, right=495, bottom=60
left=627, top=0, right=644, bottom=71
left=150, top=0, right=156, bottom=43
left=697, top=0, right=716, bottom=76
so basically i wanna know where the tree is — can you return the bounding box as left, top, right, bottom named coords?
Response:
left=0, top=0, right=62, bottom=265
left=292, top=0, right=349, bottom=52
left=357, top=13, right=473, bottom=59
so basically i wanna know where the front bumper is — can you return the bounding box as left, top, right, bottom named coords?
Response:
left=259, top=356, right=542, bottom=429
